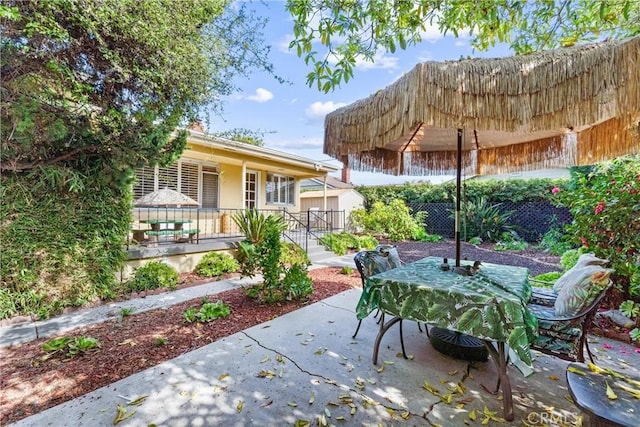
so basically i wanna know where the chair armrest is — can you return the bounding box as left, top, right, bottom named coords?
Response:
left=532, top=309, right=592, bottom=323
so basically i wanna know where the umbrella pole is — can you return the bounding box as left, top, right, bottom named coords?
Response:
left=429, top=128, right=487, bottom=364
left=455, top=129, right=462, bottom=267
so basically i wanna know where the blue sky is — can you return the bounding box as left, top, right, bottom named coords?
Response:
left=210, top=1, right=512, bottom=186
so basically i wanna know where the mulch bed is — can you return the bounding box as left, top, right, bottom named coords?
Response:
left=0, top=240, right=635, bottom=425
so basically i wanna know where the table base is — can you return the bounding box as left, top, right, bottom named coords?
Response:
left=482, top=341, right=514, bottom=422
left=371, top=316, right=514, bottom=422
left=372, top=316, right=407, bottom=365
left=429, top=327, right=488, bottom=362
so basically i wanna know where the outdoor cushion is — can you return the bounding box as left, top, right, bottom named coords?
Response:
left=552, top=253, right=609, bottom=293
left=375, top=244, right=403, bottom=269
left=554, top=267, right=613, bottom=316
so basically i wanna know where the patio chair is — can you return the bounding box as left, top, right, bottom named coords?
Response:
left=527, top=266, right=613, bottom=363
left=375, top=244, right=428, bottom=336
left=352, top=250, right=407, bottom=359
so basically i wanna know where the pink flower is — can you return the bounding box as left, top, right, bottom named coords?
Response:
left=603, top=343, right=614, bottom=349
left=580, top=237, right=588, bottom=247
left=551, top=187, right=560, bottom=194
left=594, top=202, right=605, bottom=214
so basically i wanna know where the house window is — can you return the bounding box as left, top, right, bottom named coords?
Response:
left=201, top=167, right=219, bottom=209
left=266, top=173, right=294, bottom=205
left=132, top=160, right=219, bottom=209
left=133, top=166, right=155, bottom=200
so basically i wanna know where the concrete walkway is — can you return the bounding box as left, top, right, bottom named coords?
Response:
left=3, top=255, right=640, bottom=426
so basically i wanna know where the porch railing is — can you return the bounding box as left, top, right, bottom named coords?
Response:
left=128, top=207, right=345, bottom=249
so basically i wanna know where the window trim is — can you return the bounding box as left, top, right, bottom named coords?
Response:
left=266, top=172, right=295, bottom=206
left=133, top=160, right=220, bottom=209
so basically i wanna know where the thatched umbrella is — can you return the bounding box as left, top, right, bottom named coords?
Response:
left=324, top=36, right=640, bottom=265
left=133, top=187, right=200, bottom=207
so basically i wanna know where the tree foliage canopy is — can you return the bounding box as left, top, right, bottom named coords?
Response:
left=285, top=0, right=640, bottom=92
left=1, top=0, right=276, bottom=173
left=213, top=127, right=271, bottom=147
left=0, top=0, right=279, bottom=319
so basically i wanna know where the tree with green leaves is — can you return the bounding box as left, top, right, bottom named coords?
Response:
left=213, top=127, right=273, bottom=146
left=286, top=0, right=640, bottom=92
left=0, top=0, right=278, bottom=318
left=1, top=0, right=278, bottom=173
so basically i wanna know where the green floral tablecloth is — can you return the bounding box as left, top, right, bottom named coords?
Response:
left=356, top=257, right=538, bottom=372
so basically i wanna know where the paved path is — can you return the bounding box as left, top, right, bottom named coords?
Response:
left=3, top=254, right=640, bottom=426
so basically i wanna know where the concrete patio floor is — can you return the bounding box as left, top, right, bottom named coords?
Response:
left=8, top=287, right=640, bottom=427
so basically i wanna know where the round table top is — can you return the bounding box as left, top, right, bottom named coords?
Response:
left=566, top=362, right=639, bottom=427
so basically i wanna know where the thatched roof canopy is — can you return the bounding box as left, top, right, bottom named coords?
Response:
left=324, top=36, right=640, bottom=176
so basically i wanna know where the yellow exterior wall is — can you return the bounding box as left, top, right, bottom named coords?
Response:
left=219, top=163, right=244, bottom=209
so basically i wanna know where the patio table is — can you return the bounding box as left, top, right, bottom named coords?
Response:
left=137, top=219, right=198, bottom=243
left=356, top=256, right=538, bottom=421
left=140, top=218, right=192, bottom=231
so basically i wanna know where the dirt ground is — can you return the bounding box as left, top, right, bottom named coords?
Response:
left=392, top=239, right=563, bottom=277
left=0, top=241, right=624, bottom=425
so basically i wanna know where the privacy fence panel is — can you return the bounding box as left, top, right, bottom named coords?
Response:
left=407, top=201, right=572, bottom=243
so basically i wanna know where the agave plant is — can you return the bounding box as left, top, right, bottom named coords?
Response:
left=454, top=196, right=516, bottom=243
left=232, top=209, right=286, bottom=244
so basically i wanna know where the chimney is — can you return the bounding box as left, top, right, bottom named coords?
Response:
left=188, top=121, right=204, bottom=132
left=341, top=168, right=350, bottom=183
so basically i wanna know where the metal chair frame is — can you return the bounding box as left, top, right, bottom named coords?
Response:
left=528, top=282, right=612, bottom=363
left=352, top=250, right=407, bottom=359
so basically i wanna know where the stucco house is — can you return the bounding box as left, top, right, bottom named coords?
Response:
left=125, top=128, right=341, bottom=275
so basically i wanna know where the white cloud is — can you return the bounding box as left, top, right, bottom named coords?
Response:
left=245, top=88, right=274, bottom=103
left=266, top=136, right=324, bottom=150
left=419, top=22, right=446, bottom=43
left=277, top=34, right=294, bottom=54
left=304, top=101, right=347, bottom=121
left=355, top=49, right=400, bottom=70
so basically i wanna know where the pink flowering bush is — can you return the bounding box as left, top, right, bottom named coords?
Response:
left=555, top=154, right=640, bottom=302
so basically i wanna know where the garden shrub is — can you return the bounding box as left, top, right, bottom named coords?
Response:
left=553, top=155, right=640, bottom=340
left=195, top=252, right=240, bottom=277
left=0, top=166, right=130, bottom=320
left=357, top=234, right=379, bottom=249
left=531, top=271, right=563, bottom=284
left=127, top=261, right=179, bottom=293
left=357, top=178, right=570, bottom=206
left=349, top=199, right=425, bottom=241
left=233, top=209, right=313, bottom=303
left=457, top=196, right=517, bottom=243
left=554, top=155, right=639, bottom=295
left=494, top=239, right=528, bottom=252
left=183, top=300, right=230, bottom=323
left=537, top=226, right=575, bottom=255
left=281, top=242, right=311, bottom=267
left=42, top=336, right=100, bottom=358
left=559, top=248, right=586, bottom=271
left=319, top=232, right=378, bottom=255
left=340, top=266, right=354, bottom=275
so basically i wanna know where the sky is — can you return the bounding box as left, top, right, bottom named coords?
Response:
left=210, top=1, right=512, bottom=186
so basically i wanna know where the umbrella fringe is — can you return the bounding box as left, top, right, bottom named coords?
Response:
left=325, top=36, right=640, bottom=176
